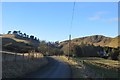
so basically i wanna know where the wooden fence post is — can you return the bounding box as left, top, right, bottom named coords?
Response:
left=36, top=53, right=37, bottom=58
left=29, top=51, right=31, bottom=60
left=14, top=52, right=17, bottom=62
left=28, top=51, right=30, bottom=60
left=3, top=53, right=6, bottom=62
left=23, top=53, right=25, bottom=60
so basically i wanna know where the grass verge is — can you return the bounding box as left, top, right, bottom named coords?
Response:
left=2, top=57, right=48, bottom=78
left=57, top=56, right=119, bottom=78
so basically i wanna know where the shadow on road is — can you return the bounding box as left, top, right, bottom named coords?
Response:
left=23, top=56, right=72, bottom=79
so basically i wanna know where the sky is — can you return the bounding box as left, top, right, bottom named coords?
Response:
left=2, top=2, right=118, bottom=42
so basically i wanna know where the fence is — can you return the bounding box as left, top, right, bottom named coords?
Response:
left=2, top=50, right=48, bottom=78
left=1, top=51, right=43, bottom=62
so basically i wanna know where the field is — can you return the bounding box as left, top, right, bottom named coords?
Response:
left=75, top=57, right=119, bottom=78
left=2, top=51, right=43, bottom=61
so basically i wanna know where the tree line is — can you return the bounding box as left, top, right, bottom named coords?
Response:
left=38, top=41, right=63, bottom=56
left=7, top=30, right=39, bottom=41
left=5, top=30, right=120, bottom=60
left=61, top=42, right=120, bottom=60
left=5, top=31, right=64, bottom=55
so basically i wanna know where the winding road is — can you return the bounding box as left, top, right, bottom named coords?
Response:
left=24, top=56, right=71, bottom=79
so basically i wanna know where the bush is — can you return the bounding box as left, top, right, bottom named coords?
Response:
left=110, top=48, right=119, bottom=60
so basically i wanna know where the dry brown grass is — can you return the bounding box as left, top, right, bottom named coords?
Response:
left=2, top=54, right=48, bottom=78
left=76, top=57, right=119, bottom=70
left=12, top=38, right=29, bottom=43
left=2, top=34, right=29, bottom=43
left=2, top=52, right=44, bottom=61
left=56, top=56, right=119, bottom=78
left=75, top=57, right=119, bottom=78
left=85, top=59, right=119, bottom=72
left=56, top=56, right=88, bottom=78
left=1, top=34, right=15, bottom=38
left=60, top=35, right=120, bottom=48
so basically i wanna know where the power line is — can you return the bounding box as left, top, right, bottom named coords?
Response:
left=70, top=1, right=76, bottom=34
left=68, top=1, right=76, bottom=60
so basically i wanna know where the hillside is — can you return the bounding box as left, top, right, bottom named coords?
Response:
left=106, top=36, right=120, bottom=48
left=60, top=35, right=119, bottom=48
left=1, top=34, right=40, bottom=52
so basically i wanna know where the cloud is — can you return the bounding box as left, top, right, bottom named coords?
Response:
left=106, top=17, right=119, bottom=24
left=88, top=11, right=108, bottom=21
left=96, top=11, right=108, bottom=15
left=88, top=11, right=118, bottom=24
left=108, top=18, right=118, bottom=22
left=89, top=15, right=101, bottom=20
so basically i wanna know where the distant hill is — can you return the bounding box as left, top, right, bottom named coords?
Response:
left=1, top=34, right=40, bottom=53
left=60, top=35, right=119, bottom=48
left=1, top=34, right=119, bottom=53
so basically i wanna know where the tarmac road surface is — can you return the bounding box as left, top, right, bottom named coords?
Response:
left=24, top=56, right=71, bottom=79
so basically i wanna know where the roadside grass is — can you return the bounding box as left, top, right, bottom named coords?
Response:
left=74, top=57, right=119, bottom=78
left=2, top=53, right=48, bottom=78
left=57, top=56, right=119, bottom=78
left=57, top=56, right=87, bottom=78
left=74, top=57, right=119, bottom=68
left=83, top=61, right=119, bottom=78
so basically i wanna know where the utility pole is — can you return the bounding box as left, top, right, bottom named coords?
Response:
left=47, top=43, right=49, bottom=56
left=68, top=1, right=75, bottom=60
left=68, top=34, right=71, bottom=60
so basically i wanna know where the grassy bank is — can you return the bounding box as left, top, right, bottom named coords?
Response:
left=57, top=56, right=119, bottom=78
left=2, top=56, right=48, bottom=78
left=83, top=59, right=119, bottom=78
left=56, top=56, right=87, bottom=78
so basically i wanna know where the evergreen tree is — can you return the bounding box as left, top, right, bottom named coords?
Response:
left=7, top=31, right=11, bottom=34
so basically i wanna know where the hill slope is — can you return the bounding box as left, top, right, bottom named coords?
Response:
left=1, top=34, right=40, bottom=52
left=60, top=35, right=119, bottom=48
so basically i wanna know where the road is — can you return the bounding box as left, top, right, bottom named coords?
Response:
left=24, top=56, right=71, bottom=79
